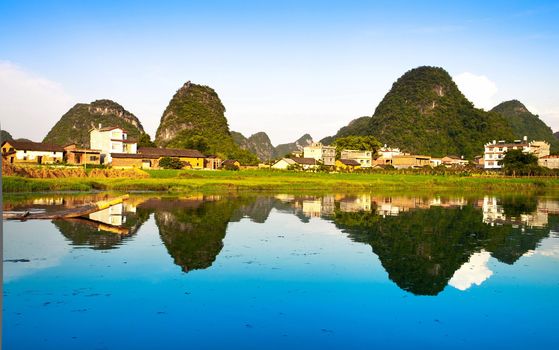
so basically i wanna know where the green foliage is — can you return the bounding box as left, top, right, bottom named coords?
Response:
left=1, top=129, right=13, bottom=142
left=499, top=149, right=539, bottom=176
left=335, top=204, right=550, bottom=295
left=159, top=157, right=186, bottom=169
left=323, top=66, right=515, bottom=158
left=138, top=133, right=156, bottom=147
left=333, top=135, right=381, bottom=158
left=181, top=135, right=209, bottom=152
left=155, top=82, right=259, bottom=165
left=222, top=163, right=240, bottom=171
left=321, top=117, right=371, bottom=145
left=491, top=100, right=559, bottom=152
left=43, top=100, right=145, bottom=147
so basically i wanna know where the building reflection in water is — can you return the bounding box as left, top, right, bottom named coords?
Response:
left=16, top=192, right=557, bottom=295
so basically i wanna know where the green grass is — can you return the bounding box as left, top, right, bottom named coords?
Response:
left=4, top=169, right=559, bottom=194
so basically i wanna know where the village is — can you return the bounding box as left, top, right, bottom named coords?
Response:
left=2, top=124, right=559, bottom=172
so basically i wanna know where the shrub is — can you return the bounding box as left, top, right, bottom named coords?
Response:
left=159, top=157, right=186, bottom=169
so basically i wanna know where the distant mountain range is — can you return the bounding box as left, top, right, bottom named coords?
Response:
left=231, top=132, right=313, bottom=161
left=34, top=66, right=559, bottom=162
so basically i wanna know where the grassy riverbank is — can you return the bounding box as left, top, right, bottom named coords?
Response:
left=3, top=169, right=559, bottom=194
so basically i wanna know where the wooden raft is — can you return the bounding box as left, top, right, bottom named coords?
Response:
left=3, top=195, right=129, bottom=220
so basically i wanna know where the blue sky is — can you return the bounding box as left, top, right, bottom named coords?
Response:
left=1, top=0, right=558, bottom=144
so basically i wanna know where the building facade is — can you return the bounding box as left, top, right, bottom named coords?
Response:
left=303, top=142, right=335, bottom=166
left=335, top=158, right=361, bottom=172
left=391, top=155, right=431, bottom=169
left=340, top=150, right=373, bottom=168
left=538, top=155, right=559, bottom=169
left=1, top=140, right=64, bottom=165
left=90, top=126, right=137, bottom=164
left=484, top=137, right=550, bottom=169
left=64, top=144, right=101, bottom=165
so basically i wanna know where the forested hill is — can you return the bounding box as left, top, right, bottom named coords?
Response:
left=322, top=66, right=515, bottom=158
left=43, top=100, right=145, bottom=148
left=155, top=81, right=258, bottom=164
left=490, top=100, right=559, bottom=151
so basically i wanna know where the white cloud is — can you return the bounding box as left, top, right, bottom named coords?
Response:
left=449, top=250, right=493, bottom=291
left=453, top=72, right=498, bottom=110
left=0, top=61, right=73, bottom=141
left=540, top=107, right=559, bottom=133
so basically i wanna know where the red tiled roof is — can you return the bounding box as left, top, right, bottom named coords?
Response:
left=539, top=155, right=559, bottom=159
left=2, top=140, right=64, bottom=152
left=137, top=147, right=205, bottom=158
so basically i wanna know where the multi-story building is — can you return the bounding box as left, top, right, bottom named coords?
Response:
left=340, top=150, right=373, bottom=168
left=483, top=137, right=550, bottom=169
left=303, top=142, right=335, bottom=166
left=374, top=145, right=403, bottom=166
left=90, top=125, right=137, bottom=164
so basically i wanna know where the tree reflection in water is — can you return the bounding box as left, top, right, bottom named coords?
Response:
left=48, top=194, right=555, bottom=295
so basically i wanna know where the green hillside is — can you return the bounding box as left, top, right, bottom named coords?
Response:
left=322, top=66, right=515, bottom=158
left=155, top=81, right=258, bottom=164
left=491, top=100, right=559, bottom=151
left=43, top=99, right=146, bottom=148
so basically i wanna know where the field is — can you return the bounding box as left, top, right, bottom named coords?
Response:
left=3, top=169, right=559, bottom=194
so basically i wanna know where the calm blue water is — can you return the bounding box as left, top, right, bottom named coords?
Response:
left=3, top=194, right=559, bottom=349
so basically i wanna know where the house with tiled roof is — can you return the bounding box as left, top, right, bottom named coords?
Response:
left=90, top=124, right=137, bottom=164
left=64, top=144, right=101, bottom=165
left=1, top=140, right=64, bottom=165
left=335, top=158, right=361, bottom=172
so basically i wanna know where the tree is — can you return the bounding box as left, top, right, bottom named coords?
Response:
left=332, top=135, right=382, bottom=159
left=181, top=135, right=209, bottom=153
left=138, top=133, right=156, bottom=147
left=499, top=149, right=539, bottom=176
left=159, top=157, right=186, bottom=169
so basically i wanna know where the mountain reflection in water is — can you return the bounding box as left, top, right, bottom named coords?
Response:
left=11, top=193, right=555, bottom=296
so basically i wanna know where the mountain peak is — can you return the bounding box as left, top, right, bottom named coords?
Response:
left=491, top=99, right=558, bottom=151
left=43, top=100, right=144, bottom=147
left=491, top=100, right=531, bottom=116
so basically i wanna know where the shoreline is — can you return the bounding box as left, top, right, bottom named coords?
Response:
left=4, top=170, right=559, bottom=194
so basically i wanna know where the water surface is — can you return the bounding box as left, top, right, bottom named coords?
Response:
left=3, top=193, right=559, bottom=349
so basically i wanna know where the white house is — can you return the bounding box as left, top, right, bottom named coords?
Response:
left=271, top=158, right=296, bottom=170
left=90, top=125, right=137, bottom=164
left=483, top=137, right=550, bottom=169
left=303, top=142, right=335, bottom=166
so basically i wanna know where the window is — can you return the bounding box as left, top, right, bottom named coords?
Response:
left=90, top=156, right=98, bottom=161
left=112, top=143, right=119, bottom=150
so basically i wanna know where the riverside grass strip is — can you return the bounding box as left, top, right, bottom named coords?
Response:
left=3, top=170, right=559, bottom=193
